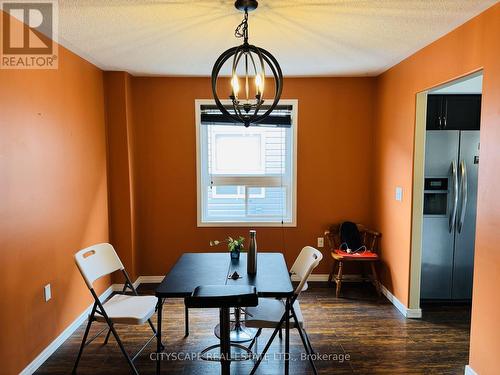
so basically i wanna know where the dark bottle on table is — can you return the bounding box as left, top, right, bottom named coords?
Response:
left=247, top=230, right=257, bottom=275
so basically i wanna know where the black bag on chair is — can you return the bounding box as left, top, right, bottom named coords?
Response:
left=339, top=221, right=366, bottom=253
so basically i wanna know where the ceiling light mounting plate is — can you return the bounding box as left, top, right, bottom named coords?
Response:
left=235, top=0, right=258, bottom=12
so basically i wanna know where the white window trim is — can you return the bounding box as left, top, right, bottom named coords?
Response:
left=195, top=99, right=298, bottom=227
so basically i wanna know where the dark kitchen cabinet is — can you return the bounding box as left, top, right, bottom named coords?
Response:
left=426, top=95, right=442, bottom=130
left=426, top=94, right=481, bottom=130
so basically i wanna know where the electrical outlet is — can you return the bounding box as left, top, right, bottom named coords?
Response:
left=317, top=237, right=324, bottom=248
left=44, top=284, right=51, bottom=302
left=395, top=186, right=403, bottom=202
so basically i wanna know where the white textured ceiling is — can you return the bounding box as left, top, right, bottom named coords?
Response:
left=57, top=0, right=497, bottom=76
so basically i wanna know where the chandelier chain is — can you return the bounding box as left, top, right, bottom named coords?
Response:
left=234, top=10, right=249, bottom=44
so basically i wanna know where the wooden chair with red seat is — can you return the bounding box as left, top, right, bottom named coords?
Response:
left=325, top=223, right=382, bottom=298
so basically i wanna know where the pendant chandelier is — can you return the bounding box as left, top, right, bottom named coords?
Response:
left=211, top=0, right=283, bottom=127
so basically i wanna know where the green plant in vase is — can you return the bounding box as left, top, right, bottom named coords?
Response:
left=210, top=236, right=245, bottom=259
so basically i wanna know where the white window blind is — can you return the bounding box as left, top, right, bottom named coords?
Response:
left=196, top=100, right=297, bottom=226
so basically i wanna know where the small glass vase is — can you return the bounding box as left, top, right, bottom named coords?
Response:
left=230, top=248, right=241, bottom=259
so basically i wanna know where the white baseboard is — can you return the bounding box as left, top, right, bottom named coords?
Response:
left=291, top=273, right=372, bottom=282
left=465, top=365, right=478, bottom=375
left=379, top=284, right=422, bottom=318
left=136, top=275, right=164, bottom=284
left=291, top=273, right=328, bottom=282
left=112, top=277, right=141, bottom=292
left=20, top=285, right=114, bottom=375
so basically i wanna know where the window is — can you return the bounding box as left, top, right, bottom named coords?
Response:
left=196, top=100, right=297, bottom=226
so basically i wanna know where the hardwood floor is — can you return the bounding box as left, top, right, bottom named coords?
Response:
left=35, top=284, right=471, bottom=374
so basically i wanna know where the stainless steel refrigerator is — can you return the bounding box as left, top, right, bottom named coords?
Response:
left=421, top=130, right=480, bottom=300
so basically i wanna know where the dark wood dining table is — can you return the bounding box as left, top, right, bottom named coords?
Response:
left=154, top=252, right=294, bottom=374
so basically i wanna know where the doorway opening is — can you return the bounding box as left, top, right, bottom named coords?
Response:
left=409, top=71, right=483, bottom=313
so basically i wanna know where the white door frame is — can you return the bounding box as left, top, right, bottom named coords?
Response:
left=408, top=91, right=428, bottom=310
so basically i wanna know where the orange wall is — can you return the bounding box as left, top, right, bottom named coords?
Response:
left=125, top=77, right=376, bottom=276
left=104, top=71, right=137, bottom=281
left=373, top=4, right=499, bottom=374
left=0, top=40, right=109, bottom=375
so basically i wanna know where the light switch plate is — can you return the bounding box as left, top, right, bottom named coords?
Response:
left=44, top=284, right=51, bottom=302
left=317, top=237, right=324, bottom=248
left=395, top=186, right=403, bottom=202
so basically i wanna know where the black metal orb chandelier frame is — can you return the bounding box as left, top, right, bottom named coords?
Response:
left=211, top=0, right=283, bottom=127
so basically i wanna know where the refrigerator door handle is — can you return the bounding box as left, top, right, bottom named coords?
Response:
left=449, top=160, right=459, bottom=233
left=458, top=160, right=468, bottom=233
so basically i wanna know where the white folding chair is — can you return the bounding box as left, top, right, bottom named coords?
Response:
left=245, top=246, right=323, bottom=375
left=73, top=243, right=158, bottom=374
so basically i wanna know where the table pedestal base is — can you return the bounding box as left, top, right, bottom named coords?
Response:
left=214, top=322, right=257, bottom=343
left=214, top=307, right=257, bottom=343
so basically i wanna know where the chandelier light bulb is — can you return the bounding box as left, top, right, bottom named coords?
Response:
left=231, top=74, right=240, bottom=96
left=255, top=73, right=264, bottom=96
